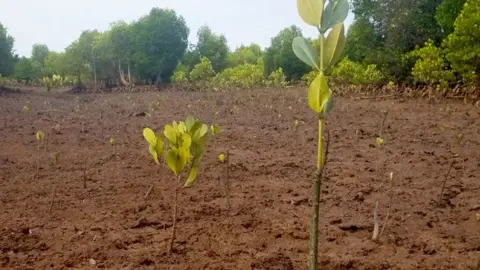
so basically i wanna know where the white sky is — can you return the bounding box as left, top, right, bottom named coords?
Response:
left=0, top=0, right=353, bottom=57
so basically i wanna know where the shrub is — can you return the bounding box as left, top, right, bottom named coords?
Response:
left=331, top=58, right=385, bottom=85
left=189, top=56, right=215, bottom=83
left=171, top=63, right=189, bottom=83
left=266, top=67, right=287, bottom=88
left=209, top=61, right=264, bottom=90
left=408, top=40, right=455, bottom=86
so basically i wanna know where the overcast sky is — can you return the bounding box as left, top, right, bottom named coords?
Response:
left=0, top=0, right=354, bottom=57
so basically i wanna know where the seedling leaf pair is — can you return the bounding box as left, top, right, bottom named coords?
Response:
left=308, top=72, right=333, bottom=115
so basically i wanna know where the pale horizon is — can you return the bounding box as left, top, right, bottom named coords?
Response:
left=0, top=0, right=353, bottom=57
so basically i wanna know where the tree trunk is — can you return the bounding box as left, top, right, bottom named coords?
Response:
left=155, top=72, right=162, bottom=85
left=118, top=60, right=130, bottom=86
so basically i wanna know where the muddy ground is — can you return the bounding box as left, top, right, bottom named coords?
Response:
left=0, top=88, right=479, bottom=270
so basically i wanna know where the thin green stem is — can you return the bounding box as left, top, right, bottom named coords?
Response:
left=309, top=117, right=325, bottom=270
left=320, top=35, right=325, bottom=72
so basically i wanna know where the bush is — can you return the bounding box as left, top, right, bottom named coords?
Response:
left=408, top=40, right=455, bottom=86
left=189, top=56, right=215, bottom=83
left=171, top=63, right=189, bottom=83
left=266, top=67, right=287, bottom=88
left=209, top=60, right=264, bottom=90
left=331, top=58, right=385, bottom=85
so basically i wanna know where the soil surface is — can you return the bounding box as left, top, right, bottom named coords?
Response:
left=1, top=88, right=479, bottom=270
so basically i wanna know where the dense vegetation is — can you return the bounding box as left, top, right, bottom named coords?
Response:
left=0, top=0, right=478, bottom=90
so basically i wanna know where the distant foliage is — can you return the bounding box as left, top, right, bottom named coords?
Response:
left=331, top=58, right=385, bottom=85
left=189, top=57, right=215, bottom=84
left=266, top=67, right=287, bottom=88
left=443, top=0, right=480, bottom=84
left=408, top=40, right=455, bottom=86
left=171, top=63, right=189, bottom=83
left=209, top=60, right=264, bottom=90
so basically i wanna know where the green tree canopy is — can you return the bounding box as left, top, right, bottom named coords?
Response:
left=195, top=25, right=229, bottom=73
left=0, top=23, right=15, bottom=76
left=264, top=25, right=310, bottom=81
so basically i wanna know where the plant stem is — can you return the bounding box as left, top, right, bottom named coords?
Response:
left=309, top=117, right=324, bottom=270
left=168, top=175, right=182, bottom=254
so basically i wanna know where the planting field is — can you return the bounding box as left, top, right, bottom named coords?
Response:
left=0, top=88, right=479, bottom=270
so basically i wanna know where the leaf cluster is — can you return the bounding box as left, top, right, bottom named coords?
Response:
left=143, top=116, right=211, bottom=187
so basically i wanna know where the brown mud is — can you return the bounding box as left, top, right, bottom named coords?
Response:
left=0, top=88, right=479, bottom=269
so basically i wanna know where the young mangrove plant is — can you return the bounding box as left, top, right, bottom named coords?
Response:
left=143, top=116, right=210, bottom=253
left=35, top=131, right=45, bottom=180
left=218, top=151, right=231, bottom=211
left=292, top=0, right=349, bottom=268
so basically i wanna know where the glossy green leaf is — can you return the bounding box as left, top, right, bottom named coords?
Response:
left=163, top=124, right=177, bottom=144
left=297, top=0, right=324, bottom=27
left=143, top=128, right=156, bottom=146
left=323, top=23, right=345, bottom=69
left=184, top=165, right=198, bottom=187
left=166, top=149, right=179, bottom=175
left=149, top=144, right=159, bottom=164
left=155, top=136, right=164, bottom=156
left=180, top=132, right=192, bottom=150
left=177, top=121, right=187, bottom=133
left=185, top=116, right=195, bottom=131
left=320, top=1, right=334, bottom=33
left=321, top=0, right=349, bottom=32
left=307, top=73, right=332, bottom=114
left=292, top=37, right=319, bottom=69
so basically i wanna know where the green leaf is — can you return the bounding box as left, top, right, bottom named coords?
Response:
left=166, top=149, right=179, bottom=175
left=307, top=72, right=332, bottom=114
left=185, top=116, right=195, bottom=131
left=163, top=124, right=177, bottom=144
left=323, top=23, right=345, bottom=69
left=184, top=165, right=198, bottom=187
left=320, top=1, right=334, bottom=33
left=149, top=144, right=159, bottom=164
left=155, top=136, right=164, bottom=157
left=321, top=0, right=349, bottom=32
left=297, top=0, right=324, bottom=27
left=292, top=37, right=319, bottom=69
left=143, top=128, right=157, bottom=146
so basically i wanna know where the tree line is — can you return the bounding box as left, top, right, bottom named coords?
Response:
left=0, top=0, right=478, bottom=90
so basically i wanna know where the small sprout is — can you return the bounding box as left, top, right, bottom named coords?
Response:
left=464, top=96, right=467, bottom=105
left=389, top=172, right=393, bottom=183
left=219, top=153, right=225, bottom=162
left=145, top=112, right=151, bottom=119
left=476, top=213, right=480, bottom=221
left=376, top=137, right=384, bottom=147
left=36, top=131, right=45, bottom=141
left=210, top=124, right=222, bottom=135
left=294, top=120, right=299, bottom=131
left=109, top=136, right=115, bottom=145
left=23, top=101, right=31, bottom=112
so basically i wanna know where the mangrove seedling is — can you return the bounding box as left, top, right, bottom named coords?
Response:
left=143, top=116, right=210, bottom=253
left=292, top=0, right=349, bottom=268
left=35, top=131, right=45, bottom=180
left=218, top=152, right=231, bottom=211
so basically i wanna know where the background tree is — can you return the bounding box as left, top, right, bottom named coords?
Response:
left=443, top=0, right=480, bottom=84
left=195, top=25, right=229, bottom=73
left=0, top=23, right=15, bottom=76
left=13, top=57, right=35, bottom=83
left=435, top=0, right=467, bottom=35
left=227, top=43, right=263, bottom=68
left=131, top=8, right=190, bottom=84
left=348, top=0, right=445, bottom=81
left=264, top=25, right=310, bottom=81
